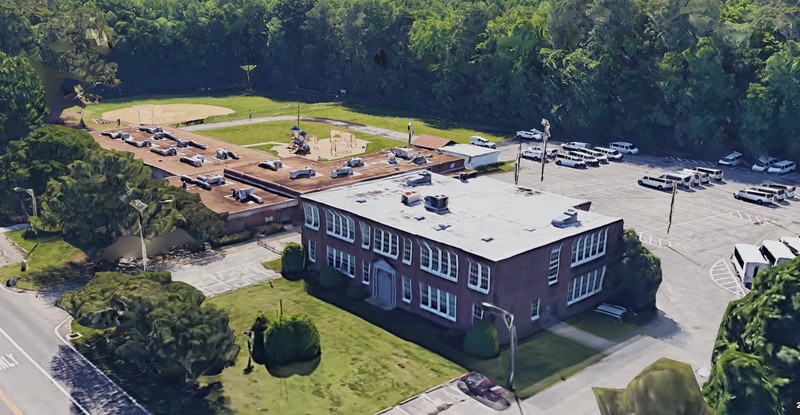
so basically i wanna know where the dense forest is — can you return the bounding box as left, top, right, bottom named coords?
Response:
left=2, top=0, right=799, bottom=158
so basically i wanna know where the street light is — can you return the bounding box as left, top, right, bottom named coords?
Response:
left=13, top=187, right=39, bottom=264
left=481, top=302, right=517, bottom=391
left=407, top=119, right=414, bottom=147
left=129, top=199, right=173, bottom=272
left=540, top=119, right=551, bottom=183
left=13, top=187, right=37, bottom=217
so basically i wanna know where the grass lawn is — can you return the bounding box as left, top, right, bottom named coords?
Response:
left=565, top=309, right=652, bottom=342
left=76, top=93, right=512, bottom=145
left=200, top=120, right=401, bottom=156
left=262, top=258, right=281, bottom=273
left=0, top=230, right=85, bottom=291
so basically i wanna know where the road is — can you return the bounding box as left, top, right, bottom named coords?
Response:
left=0, top=227, right=149, bottom=415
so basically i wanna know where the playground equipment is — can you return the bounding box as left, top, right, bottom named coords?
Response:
left=290, top=126, right=310, bottom=154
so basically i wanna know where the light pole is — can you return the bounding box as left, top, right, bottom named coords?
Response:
left=243, top=330, right=254, bottom=373
left=481, top=302, right=517, bottom=391
left=14, top=187, right=39, bottom=264
left=540, top=119, right=551, bottom=183
left=129, top=199, right=172, bottom=272
left=407, top=119, right=414, bottom=147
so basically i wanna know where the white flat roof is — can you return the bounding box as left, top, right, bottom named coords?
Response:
left=439, top=144, right=500, bottom=157
left=303, top=172, right=621, bottom=261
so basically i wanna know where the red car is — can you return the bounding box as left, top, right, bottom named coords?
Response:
left=460, top=371, right=506, bottom=402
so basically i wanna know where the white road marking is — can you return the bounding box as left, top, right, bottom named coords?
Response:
left=709, top=259, right=745, bottom=297
left=0, top=353, right=20, bottom=370
left=0, top=324, right=90, bottom=414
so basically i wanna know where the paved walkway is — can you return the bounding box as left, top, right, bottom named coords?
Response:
left=181, top=115, right=410, bottom=143
left=0, top=224, right=27, bottom=266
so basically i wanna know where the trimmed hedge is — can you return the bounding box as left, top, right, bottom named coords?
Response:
left=209, top=230, right=254, bottom=248
left=463, top=318, right=499, bottom=358
left=319, top=266, right=345, bottom=289
left=281, top=242, right=305, bottom=276
left=263, top=314, right=321, bottom=366
left=345, top=285, right=369, bottom=301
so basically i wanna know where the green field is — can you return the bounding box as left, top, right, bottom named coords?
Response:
left=0, top=230, right=85, bottom=291
left=200, top=120, right=401, bottom=157
left=78, top=93, right=512, bottom=145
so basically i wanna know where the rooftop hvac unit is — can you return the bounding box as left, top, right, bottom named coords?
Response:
left=102, top=131, right=130, bottom=139
left=258, top=160, right=282, bottom=171
left=391, top=147, right=415, bottom=160
left=411, top=154, right=427, bottom=165
left=290, top=168, right=316, bottom=180
left=197, top=175, right=225, bottom=185
left=152, top=132, right=167, bottom=140
left=227, top=151, right=240, bottom=160
left=331, top=166, right=353, bottom=178
left=215, top=148, right=229, bottom=160
left=150, top=147, right=177, bottom=156
left=424, top=195, right=449, bottom=213
left=176, top=139, right=189, bottom=148
left=180, top=175, right=197, bottom=184
left=139, top=126, right=163, bottom=134
left=187, top=140, right=207, bottom=150
left=196, top=180, right=212, bottom=190
left=344, top=157, right=364, bottom=167
left=387, top=153, right=398, bottom=164
left=551, top=208, right=579, bottom=228
left=401, top=191, right=421, bottom=206
left=250, top=194, right=264, bottom=204
left=232, top=188, right=262, bottom=203
left=406, top=171, right=432, bottom=187
left=125, top=138, right=152, bottom=148
left=179, top=155, right=204, bottom=167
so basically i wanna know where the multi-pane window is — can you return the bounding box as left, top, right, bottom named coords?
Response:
left=362, top=261, right=371, bottom=285
left=571, top=228, right=609, bottom=267
left=373, top=228, right=400, bottom=259
left=567, top=265, right=607, bottom=305
left=325, top=209, right=356, bottom=242
left=467, top=261, right=490, bottom=293
left=531, top=299, right=540, bottom=321
left=402, top=237, right=413, bottom=265
left=326, top=246, right=356, bottom=278
left=302, top=202, right=320, bottom=230
left=418, top=282, right=457, bottom=321
left=548, top=244, right=562, bottom=285
left=419, top=241, right=459, bottom=281
left=402, top=276, right=412, bottom=303
left=307, top=240, right=316, bottom=263
left=360, top=222, right=371, bottom=249
left=472, top=304, right=485, bottom=324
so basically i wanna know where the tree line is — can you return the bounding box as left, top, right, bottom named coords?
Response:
left=3, top=0, right=791, bottom=160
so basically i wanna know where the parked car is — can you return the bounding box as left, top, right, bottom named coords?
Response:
left=470, top=136, right=496, bottom=149
left=733, top=189, right=775, bottom=205
left=568, top=150, right=600, bottom=167
left=638, top=176, right=675, bottom=190
left=554, top=153, right=587, bottom=168
left=752, top=156, right=780, bottom=172
left=750, top=186, right=786, bottom=201
left=593, top=146, right=624, bottom=161
left=609, top=141, right=639, bottom=154
left=679, top=168, right=710, bottom=184
left=521, top=146, right=557, bottom=161
left=767, top=160, right=797, bottom=175
left=561, top=141, right=591, bottom=152
left=692, top=167, right=724, bottom=181
left=718, top=151, right=743, bottom=166
left=460, top=372, right=506, bottom=402
left=515, top=129, right=543, bottom=140
left=761, top=183, right=795, bottom=198
left=574, top=148, right=609, bottom=164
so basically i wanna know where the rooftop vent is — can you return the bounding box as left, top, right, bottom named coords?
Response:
left=180, top=176, right=210, bottom=190
left=197, top=175, right=225, bottom=185
left=424, top=195, right=449, bottom=214
left=258, top=159, right=282, bottom=171
left=406, top=171, right=432, bottom=187
left=434, top=223, right=451, bottom=231
left=387, top=153, right=398, bottom=164
left=356, top=198, right=367, bottom=203
left=139, top=126, right=163, bottom=134
left=344, top=157, right=364, bottom=168
left=411, top=154, right=427, bottom=165
left=402, top=191, right=421, bottom=206
left=481, top=235, right=494, bottom=242
left=232, top=188, right=263, bottom=204
left=391, top=147, right=414, bottom=160
left=290, top=167, right=316, bottom=180
left=551, top=208, right=579, bottom=228
left=331, top=166, right=354, bottom=178
left=150, top=147, right=177, bottom=157
left=413, top=215, right=425, bottom=221
left=179, top=155, right=205, bottom=167
left=523, top=226, right=536, bottom=232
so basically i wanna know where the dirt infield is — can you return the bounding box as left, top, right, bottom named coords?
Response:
left=102, top=104, right=234, bottom=125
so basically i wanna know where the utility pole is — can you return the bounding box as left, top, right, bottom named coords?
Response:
left=540, top=119, right=551, bottom=182
left=297, top=105, right=301, bottom=128
left=514, top=143, right=522, bottom=185
left=407, top=119, right=414, bottom=147
left=666, top=183, right=677, bottom=239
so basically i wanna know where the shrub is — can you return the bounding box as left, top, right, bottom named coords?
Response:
left=281, top=242, right=305, bottom=276
left=263, top=314, right=321, bottom=366
left=462, top=318, right=499, bottom=358
left=608, top=228, right=663, bottom=312
left=250, top=315, right=270, bottom=365
left=319, top=266, right=344, bottom=289
left=345, top=285, right=369, bottom=301
left=209, top=230, right=254, bottom=248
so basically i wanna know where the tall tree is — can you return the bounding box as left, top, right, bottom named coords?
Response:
left=0, top=50, right=46, bottom=150
left=702, top=349, right=783, bottom=415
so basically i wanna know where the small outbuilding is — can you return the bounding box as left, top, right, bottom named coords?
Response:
left=438, top=143, right=500, bottom=169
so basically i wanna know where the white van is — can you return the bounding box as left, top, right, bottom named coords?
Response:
left=731, top=244, right=770, bottom=289
left=733, top=189, right=775, bottom=205
left=470, top=136, right=496, bottom=149
left=638, top=176, right=675, bottom=190
left=718, top=151, right=743, bottom=166
left=554, top=153, right=587, bottom=168
left=759, top=240, right=796, bottom=266
left=692, top=167, right=724, bottom=181
left=593, top=146, right=624, bottom=161
left=750, top=186, right=785, bottom=201
left=760, top=183, right=795, bottom=198
left=609, top=141, right=639, bottom=154
left=680, top=168, right=709, bottom=184
left=779, top=236, right=800, bottom=256
left=660, top=173, right=693, bottom=188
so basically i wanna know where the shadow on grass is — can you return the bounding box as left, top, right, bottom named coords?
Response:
left=265, top=354, right=321, bottom=378
left=72, top=335, right=233, bottom=415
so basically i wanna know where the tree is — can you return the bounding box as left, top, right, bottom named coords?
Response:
left=56, top=271, right=240, bottom=382
left=462, top=318, right=499, bottom=358
left=281, top=242, right=305, bottom=276
left=702, top=349, right=783, bottom=415
left=607, top=228, right=662, bottom=312
left=0, top=1, right=118, bottom=121
left=593, top=357, right=715, bottom=415
left=263, top=314, right=321, bottom=366
left=0, top=50, right=46, bottom=150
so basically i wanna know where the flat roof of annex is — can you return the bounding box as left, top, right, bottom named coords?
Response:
left=302, top=172, right=621, bottom=262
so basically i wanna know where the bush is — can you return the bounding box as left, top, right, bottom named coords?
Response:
left=319, top=266, right=344, bottom=289
left=281, top=242, right=305, bottom=275
left=608, top=228, right=663, bottom=312
left=345, top=285, right=369, bottom=301
left=462, top=319, right=499, bottom=358
left=209, top=230, right=254, bottom=248
left=263, top=314, right=321, bottom=366
left=250, top=315, right=270, bottom=365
